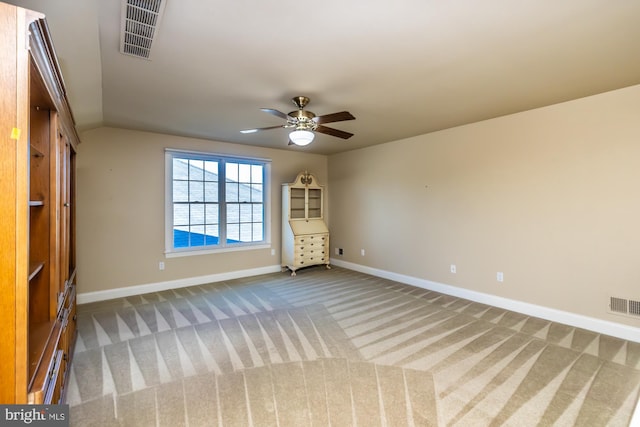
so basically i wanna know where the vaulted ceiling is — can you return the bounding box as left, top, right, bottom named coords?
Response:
left=9, top=0, right=640, bottom=154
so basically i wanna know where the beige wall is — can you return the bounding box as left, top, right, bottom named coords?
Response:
left=329, top=84, right=640, bottom=327
left=76, top=127, right=327, bottom=293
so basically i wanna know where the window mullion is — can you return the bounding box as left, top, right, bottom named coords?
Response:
left=219, top=160, right=227, bottom=245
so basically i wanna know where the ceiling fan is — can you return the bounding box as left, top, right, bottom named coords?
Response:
left=241, top=96, right=355, bottom=146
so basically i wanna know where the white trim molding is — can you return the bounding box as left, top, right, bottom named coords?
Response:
left=77, top=264, right=282, bottom=304
left=631, top=398, right=640, bottom=427
left=78, top=258, right=639, bottom=343
left=330, top=259, right=640, bottom=343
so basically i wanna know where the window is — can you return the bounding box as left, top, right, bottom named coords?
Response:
left=165, top=149, right=270, bottom=255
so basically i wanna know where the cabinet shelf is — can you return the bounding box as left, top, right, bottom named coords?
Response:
left=28, top=318, right=57, bottom=387
left=28, top=261, right=45, bottom=281
left=30, top=144, right=45, bottom=158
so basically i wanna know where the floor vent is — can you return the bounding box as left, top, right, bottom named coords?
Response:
left=609, top=296, right=640, bottom=318
left=120, top=0, right=166, bottom=59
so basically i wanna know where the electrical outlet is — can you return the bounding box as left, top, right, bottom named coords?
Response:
left=159, top=261, right=165, bottom=271
left=338, top=248, right=344, bottom=255
left=497, top=272, right=504, bottom=282
left=361, top=249, right=365, bottom=256
left=270, top=248, right=275, bottom=256
left=450, top=264, right=456, bottom=273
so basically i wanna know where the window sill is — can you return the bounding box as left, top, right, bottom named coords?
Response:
left=165, top=243, right=271, bottom=258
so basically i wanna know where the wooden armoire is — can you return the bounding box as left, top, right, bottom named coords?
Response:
left=0, top=3, right=79, bottom=404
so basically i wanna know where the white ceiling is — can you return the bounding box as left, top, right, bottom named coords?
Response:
left=9, top=0, right=640, bottom=155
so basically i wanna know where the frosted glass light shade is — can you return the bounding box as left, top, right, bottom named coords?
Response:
left=289, top=130, right=314, bottom=146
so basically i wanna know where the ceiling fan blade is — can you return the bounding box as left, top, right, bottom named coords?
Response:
left=315, top=125, right=354, bottom=139
left=260, top=108, right=289, bottom=120
left=313, top=111, right=355, bottom=124
left=240, top=125, right=284, bottom=134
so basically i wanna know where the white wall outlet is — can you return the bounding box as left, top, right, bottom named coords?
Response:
left=159, top=261, right=165, bottom=271
left=271, top=248, right=276, bottom=256
left=361, top=249, right=365, bottom=256
left=450, top=264, right=456, bottom=273
left=497, top=272, right=504, bottom=282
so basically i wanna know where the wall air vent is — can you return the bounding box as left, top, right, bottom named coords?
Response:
left=629, top=299, right=640, bottom=317
left=608, top=296, right=640, bottom=319
left=120, top=0, right=166, bottom=59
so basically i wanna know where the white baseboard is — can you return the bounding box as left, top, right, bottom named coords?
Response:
left=77, top=264, right=283, bottom=304
left=631, top=400, right=640, bottom=427
left=77, top=259, right=638, bottom=342
left=330, top=258, right=640, bottom=343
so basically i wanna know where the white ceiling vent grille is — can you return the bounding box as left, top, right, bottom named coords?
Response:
left=120, top=0, right=166, bottom=59
left=608, top=296, right=640, bottom=319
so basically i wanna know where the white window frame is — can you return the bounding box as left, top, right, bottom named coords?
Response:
left=164, top=148, right=271, bottom=258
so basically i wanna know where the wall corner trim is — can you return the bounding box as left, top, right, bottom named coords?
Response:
left=330, top=259, right=640, bottom=343
left=77, top=264, right=283, bottom=304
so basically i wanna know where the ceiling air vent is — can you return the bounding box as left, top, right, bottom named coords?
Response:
left=120, top=0, right=166, bottom=59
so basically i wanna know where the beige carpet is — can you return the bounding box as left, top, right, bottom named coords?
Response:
left=67, top=267, right=640, bottom=426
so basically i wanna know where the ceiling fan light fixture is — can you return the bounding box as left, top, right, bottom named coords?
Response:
left=243, top=96, right=354, bottom=146
left=289, top=129, right=315, bottom=146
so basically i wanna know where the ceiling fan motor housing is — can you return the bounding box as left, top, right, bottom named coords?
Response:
left=289, top=109, right=316, bottom=130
